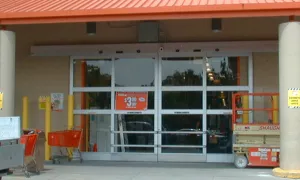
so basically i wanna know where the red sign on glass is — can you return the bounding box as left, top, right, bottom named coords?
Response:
left=115, top=92, right=148, bottom=111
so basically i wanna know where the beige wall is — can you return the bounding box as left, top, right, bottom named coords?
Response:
left=252, top=52, right=279, bottom=123
left=8, top=17, right=283, bottom=131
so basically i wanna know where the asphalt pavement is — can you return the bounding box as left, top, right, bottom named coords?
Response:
left=3, top=161, right=284, bottom=180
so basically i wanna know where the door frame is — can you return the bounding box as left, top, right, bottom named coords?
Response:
left=69, top=50, right=253, bottom=162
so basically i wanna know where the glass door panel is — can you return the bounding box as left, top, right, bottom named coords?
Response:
left=113, top=112, right=156, bottom=153
left=207, top=114, right=232, bottom=154
left=161, top=115, right=204, bottom=154
left=158, top=56, right=206, bottom=162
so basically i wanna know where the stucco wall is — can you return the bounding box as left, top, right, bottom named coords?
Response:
left=252, top=52, right=279, bottom=123
left=8, top=17, right=282, bottom=132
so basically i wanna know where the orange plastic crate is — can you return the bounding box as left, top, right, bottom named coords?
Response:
left=48, top=130, right=82, bottom=148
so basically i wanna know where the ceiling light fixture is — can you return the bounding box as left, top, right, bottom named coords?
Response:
left=86, top=22, right=96, bottom=36
left=212, top=18, right=222, bottom=33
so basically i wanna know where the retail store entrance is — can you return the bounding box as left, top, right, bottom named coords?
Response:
left=71, top=48, right=252, bottom=163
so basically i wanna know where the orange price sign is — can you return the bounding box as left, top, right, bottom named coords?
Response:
left=116, top=92, right=148, bottom=111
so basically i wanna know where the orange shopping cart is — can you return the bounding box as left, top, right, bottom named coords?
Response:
left=20, top=133, right=40, bottom=178
left=48, top=127, right=83, bottom=164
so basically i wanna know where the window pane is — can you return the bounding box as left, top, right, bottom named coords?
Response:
left=162, top=148, right=203, bottom=154
left=115, top=146, right=154, bottom=153
left=207, top=91, right=248, bottom=110
left=89, top=114, right=111, bottom=152
left=74, top=92, right=111, bottom=109
left=162, top=115, right=203, bottom=131
left=162, top=91, right=203, bottom=109
left=74, top=114, right=111, bottom=152
left=206, top=57, right=248, bottom=86
left=115, top=92, right=154, bottom=110
left=115, top=133, right=154, bottom=145
left=162, top=57, right=203, bottom=86
left=73, top=59, right=112, bottom=87
left=161, top=115, right=203, bottom=153
left=114, top=115, right=154, bottom=131
left=162, top=134, right=203, bottom=146
left=115, top=58, right=155, bottom=87
left=207, top=115, right=232, bottom=154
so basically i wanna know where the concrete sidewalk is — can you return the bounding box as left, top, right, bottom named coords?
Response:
left=3, top=161, right=282, bottom=180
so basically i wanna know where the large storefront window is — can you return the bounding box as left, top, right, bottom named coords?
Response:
left=162, top=57, right=203, bottom=86
left=71, top=53, right=251, bottom=162
left=115, top=58, right=155, bottom=87
left=206, top=57, right=248, bottom=86
left=73, top=59, right=112, bottom=87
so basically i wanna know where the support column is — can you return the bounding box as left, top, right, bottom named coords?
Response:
left=0, top=30, right=16, bottom=117
left=273, top=21, right=300, bottom=179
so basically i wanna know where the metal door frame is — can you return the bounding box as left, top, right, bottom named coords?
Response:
left=69, top=51, right=253, bottom=162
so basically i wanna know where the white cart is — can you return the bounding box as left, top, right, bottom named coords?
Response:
left=0, top=117, right=24, bottom=179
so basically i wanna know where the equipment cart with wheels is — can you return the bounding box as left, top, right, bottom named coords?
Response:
left=232, top=92, right=280, bottom=168
left=48, top=127, right=83, bottom=164
left=0, top=117, right=24, bottom=179
left=20, top=133, right=40, bottom=178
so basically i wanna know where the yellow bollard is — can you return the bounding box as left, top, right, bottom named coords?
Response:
left=242, top=95, right=249, bottom=124
left=272, top=95, right=279, bottom=124
left=45, top=96, right=51, bottom=161
left=22, top=96, right=29, bottom=130
left=68, top=95, right=74, bottom=130
left=67, top=95, right=74, bottom=157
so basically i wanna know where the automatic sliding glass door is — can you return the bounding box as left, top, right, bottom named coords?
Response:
left=112, top=56, right=158, bottom=161
left=157, top=56, right=207, bottom=162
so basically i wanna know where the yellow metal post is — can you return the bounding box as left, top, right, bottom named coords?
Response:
left=68, top=95, right=74, bottom=130
left=45, top=96, right=51, bottom=161
left=67, top=95, right=74, bottom=157
left=272, top=95, right=279, bottom=124
left=242, top=95, right=249, bottom=124
left=22, top=96, right=29, bottom=129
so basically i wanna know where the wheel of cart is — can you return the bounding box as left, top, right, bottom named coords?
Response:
left=234, top=153, right=248, bottom=169
left=48, top=127, right=83, bottom=164
left=20, top=134, right=40, bottom=178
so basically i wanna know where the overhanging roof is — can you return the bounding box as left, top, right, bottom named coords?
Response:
left=0, top=0, right=300, bottom=25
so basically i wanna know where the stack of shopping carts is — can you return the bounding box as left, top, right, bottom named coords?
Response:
left=20, top=133, right=39, bottom=178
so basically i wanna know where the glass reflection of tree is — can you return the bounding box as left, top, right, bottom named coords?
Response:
left=162, top=69, right=203, bottom=86
left=86, top=64, right=111, bottom=87
left=86, top=64, right=111, bottom=109
left=162, top=69, right=202, bottom=110
left=207, top=58, right=237, bottom=86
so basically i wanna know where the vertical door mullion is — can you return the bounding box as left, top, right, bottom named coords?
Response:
left=154, top=55, right=158, bottom=155
left=111, top=57, right=115, bottom=153
left=202, top=55, right=207, bottom=155
left=157, top=54, right=162, bottom=156
left=69, top=57, right=74, bottom=95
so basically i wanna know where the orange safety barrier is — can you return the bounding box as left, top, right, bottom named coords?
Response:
left=232, top=92, right=280, bottom=127
left=48, top=130, right=82, bottom=148
left=20, top=134, right=38, bottom=157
